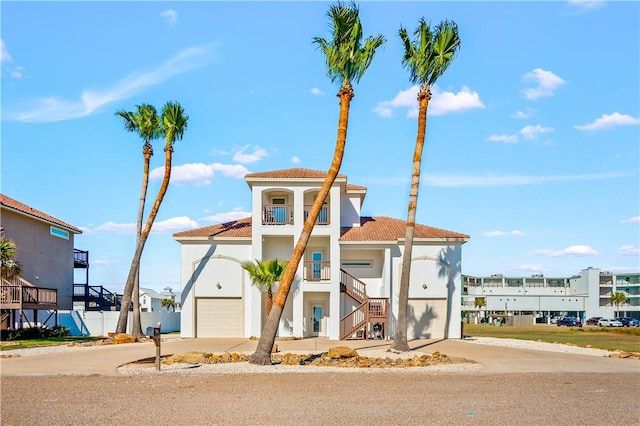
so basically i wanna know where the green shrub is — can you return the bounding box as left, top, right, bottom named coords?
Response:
left=3, top=325, right=70, bottom=340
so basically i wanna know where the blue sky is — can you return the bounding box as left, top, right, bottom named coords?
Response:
left=2, top=1, right=638, bottom=294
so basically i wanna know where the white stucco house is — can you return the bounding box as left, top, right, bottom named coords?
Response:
left=173, top=168, right=469, bottom=340
left=139, top=287, right=180, bottom=312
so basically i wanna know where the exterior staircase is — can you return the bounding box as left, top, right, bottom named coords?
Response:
left=73, top=284, right=121, bottom=311
left=339, top=269, right=389, bottom=340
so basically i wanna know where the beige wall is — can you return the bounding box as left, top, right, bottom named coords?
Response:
left=1, top=209, right=76, bottom=309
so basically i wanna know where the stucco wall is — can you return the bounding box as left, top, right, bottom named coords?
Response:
left=1, top=209, right=76, bottom=309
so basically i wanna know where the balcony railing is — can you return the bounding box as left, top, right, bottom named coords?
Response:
left=304, top=205, right=330, bottom=225
left=303, top=260, right=330, bottom=281
left=1, top=280, right=57, bottom=310
left=262, top=204, right=293, bottom=225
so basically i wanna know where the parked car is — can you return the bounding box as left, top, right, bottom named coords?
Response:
left=550, top=317, right=559, bottom=324
left=586, top=317, right=602, bottom=326
left=557, top=317, right=582, bottom=327
left=597, top=318, right=623, bottom=327
left=615, top=317, right=640, bottom=327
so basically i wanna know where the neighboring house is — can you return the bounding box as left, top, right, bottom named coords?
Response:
left=1, top=194, right=83, bottom=328
left=140, top=286, right=180, bottom=312
left=462, top=267, right=640, bottom=322
left=174, top=168, right=469, bottom=340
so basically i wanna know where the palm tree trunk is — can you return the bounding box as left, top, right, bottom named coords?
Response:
left=131, top=147, right=151, bottom=338
left=116, top=146, right=173, bottom=334
left=391, top=85, right=431, bottom=352
left=249, top=86, right=354, bottom=365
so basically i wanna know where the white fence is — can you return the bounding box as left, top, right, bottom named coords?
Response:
left=18, top=310, right=180, bottom=337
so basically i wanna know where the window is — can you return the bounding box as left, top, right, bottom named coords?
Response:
left=341, top=260, right=372, bottom=268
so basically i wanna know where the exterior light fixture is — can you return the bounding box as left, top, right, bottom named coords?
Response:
left=422, top=283, right=428, bottom=289
left=216, top=282, right=222, bottom=289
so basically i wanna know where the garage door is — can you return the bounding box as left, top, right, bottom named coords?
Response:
left=196, top=298, right=243, bottom=338
left=407, top=298, right=447, bottom=339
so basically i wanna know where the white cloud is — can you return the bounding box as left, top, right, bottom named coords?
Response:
left=621, top=216, right=640, bottom=223
left=150, top=162, right=250, bottom=185
left=619, top=245, right=640, bottom=256
left=424, top=172, right=623, bottom=187
left=8, top=44, right=211, bottom=122
left=200, top=209, right=251, bottom=224
left=310, top=87, right=324, bottom=96
left=150, top=216, right=199, bottom=233
left=89, top=216, right=198, bottom=235
left=483, top=230, right=524, bottom=237
left=291, top=156, right=300, bottom=164
left=519, top=124, right=554, bottom=140
left=521, top=68, right=565, bottom=100
left=429, top=86, right=485, bottom=116
left=232, top=146, right=267, bottom=164
left=11, top=66, right=24, bottom=79
left=92, top=221, right=137, bottom=234
left=532, top=244, right=598, bottom=257
left=515, top=264, right=545, bottom=272
left=160, top=9, right=178, bottom=25
left=373, top=85, right=484, bottom=118
left=574, top=112, right=640, bottom=131
left=511, top=109, right=534, bottom=119
left=568, top=0, right=604, bottom=12
left=485, top=124, right=553, bottom=144
left=486, top=134, right=518, bottom=144
left=1, top=39, right=12, bottom=63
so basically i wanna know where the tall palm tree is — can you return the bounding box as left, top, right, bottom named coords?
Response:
left=116, top=101, right=188, bottom=335
left=115, top=104, right=162, bottom=337
left=0, top=236, right=22, bottom=279
left=242, top=259, right=288, bottom=318
left=391, top=19, right=461, bottom=351
left=610, top=291, right=628, bottom=317
left=474, top=296, right=487, bottom=322
left=249, top=1, right=384, bottom=365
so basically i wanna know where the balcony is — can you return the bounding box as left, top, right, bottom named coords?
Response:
left=303, top=260, right=330, bottom=281
left=262, top=204, right=293, bottom=225
left=1, top=277, right=57, bottom=310
left=304, top=205, right=330, bottom=225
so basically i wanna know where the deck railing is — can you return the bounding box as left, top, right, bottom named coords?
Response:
left=262, top=204, right=293, bottom=225
left=303, top=205, right=330, bottom=225
left=0, top=283, right=57, bottom=309
left=303, top=261, right=330, bottom=281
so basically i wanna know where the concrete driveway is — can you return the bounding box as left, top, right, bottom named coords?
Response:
left=1, top=336, right=638, bottom=376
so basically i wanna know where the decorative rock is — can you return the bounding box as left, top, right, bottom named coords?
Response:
left=113, top=333, right=137, bottom=344
left=327, top=346, right=359, bottom=359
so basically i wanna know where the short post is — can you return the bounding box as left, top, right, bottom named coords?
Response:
left=153, top=322, right=161, bottom=371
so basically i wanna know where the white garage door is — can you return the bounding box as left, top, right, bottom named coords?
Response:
left=407, top=298, right=447, bottom=339
left=196, top=298, right=243, bottom=338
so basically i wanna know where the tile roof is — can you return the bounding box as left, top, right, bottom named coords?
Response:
left=173, top=217, right=252, bottom=239
left=340, top=216, right=469, bottom=242
left=245, top=168, right=347, bottom=180
left=173, top=216, right=468, bottom=242
left=0, top=194, right=83, bottom=234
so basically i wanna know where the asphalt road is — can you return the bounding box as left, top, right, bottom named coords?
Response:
left=1, top=338, right=639, bottom=425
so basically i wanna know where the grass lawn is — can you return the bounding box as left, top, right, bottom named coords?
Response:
left=0, top=336, right=104, bottom=351
left=463, top=323, right=640, bottom=353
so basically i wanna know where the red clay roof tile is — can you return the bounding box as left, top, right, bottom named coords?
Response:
left=0, top=194, right=82, bottom=234
left=173, top=216, right=468, bottom=242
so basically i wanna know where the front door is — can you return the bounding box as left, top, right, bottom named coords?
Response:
left=309, top=302, right=326, bottom=337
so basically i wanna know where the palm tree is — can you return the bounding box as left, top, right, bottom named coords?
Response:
left=0, top=236, right=22, bottom=279
left=249, top=1, right=384, bottom=365
left=610, top=291, right=628, bottom=317
left=242, top=259, right=288, bottom=318
left=116, top=101, right=188, bottom=335
left=474, top=297, right=487, bottom=322
left=115, top=104, right=162, bottom=337
left=391, top=19, right=461, bottom=351
left=160, top=298, right=176, bottom=312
